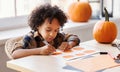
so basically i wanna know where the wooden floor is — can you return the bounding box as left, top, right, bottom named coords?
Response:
left=0, top=44, right=17, bottom=72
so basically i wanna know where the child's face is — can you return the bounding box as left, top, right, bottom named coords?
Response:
left=37, top=18, right=60, bottom=42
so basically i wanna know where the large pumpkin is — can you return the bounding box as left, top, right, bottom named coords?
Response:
left=68, top=1, right=92, bottom=22
left=93, top=8, right=117, bottom=43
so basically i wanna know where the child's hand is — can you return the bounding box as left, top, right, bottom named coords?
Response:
left=58, top=42, right=72, bottom=51
left=39, top=45, right=56, bottom=55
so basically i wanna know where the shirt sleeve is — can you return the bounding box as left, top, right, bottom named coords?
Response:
left=64, top=33, right=80, bottom=45
left=12, top=32, right=36, bottom=53
left=54, top=32, right=80, bottom=47
left=22, top=33, right=37, bottom=49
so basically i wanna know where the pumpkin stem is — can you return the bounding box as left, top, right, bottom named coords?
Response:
left=104, top=7, right=109, bottom=21
left=78, top=0, right=79, bottom=1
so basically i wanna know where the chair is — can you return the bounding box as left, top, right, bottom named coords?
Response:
left=5, top=36, right=23, bottom=59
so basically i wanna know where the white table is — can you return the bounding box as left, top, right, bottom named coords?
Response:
left=81, top=39, right=120, bottom=58
left=7, top=56, right=67, bottom=72
left=7, top=40, right=120, bottom=72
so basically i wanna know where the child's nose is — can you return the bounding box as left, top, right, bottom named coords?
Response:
left=49, top=32, right=55, bottom=36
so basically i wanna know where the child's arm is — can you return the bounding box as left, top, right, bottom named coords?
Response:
left=9, top=34, right=56, bottom=59
left=12, top=48, right=41, bottom=59
left=58, top=33, right=80, bottom=51
left=12, top=44, right=56, bottom=59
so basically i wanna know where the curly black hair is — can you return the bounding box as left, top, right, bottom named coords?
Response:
left=28, top=4, right=67, bottom=31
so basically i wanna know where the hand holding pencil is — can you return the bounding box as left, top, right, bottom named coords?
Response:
left=39, top=40, right=56, bottom=55
left=39, top=44, right=56, bottom=55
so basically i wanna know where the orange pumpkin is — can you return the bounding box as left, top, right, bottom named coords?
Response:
left=93, top=8, right=117, bottom=43
left=68, top=1, right=92, bottom=22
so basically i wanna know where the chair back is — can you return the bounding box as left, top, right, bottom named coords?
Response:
left=5, top=36, right=23, bottom=59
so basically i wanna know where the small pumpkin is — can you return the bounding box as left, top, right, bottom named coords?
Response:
left=93, top=7, right=117, bottom=43
left=68, top=0, right=92, bottom=22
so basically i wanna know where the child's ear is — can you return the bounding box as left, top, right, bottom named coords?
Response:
left=36, top=27, right=38, bottom=30
left=36, top=26, right=39, bottom=31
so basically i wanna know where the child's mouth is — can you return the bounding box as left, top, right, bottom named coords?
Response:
left=48, top=37, right=54, bottom=42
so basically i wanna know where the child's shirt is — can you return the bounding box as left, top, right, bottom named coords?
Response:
left=11, top=31, right=80, bottom=53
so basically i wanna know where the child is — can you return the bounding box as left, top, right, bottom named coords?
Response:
left=7, top=4, right=80, bottom=59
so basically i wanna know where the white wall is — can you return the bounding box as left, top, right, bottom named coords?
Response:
left=113, top=0, right=120, bottom=17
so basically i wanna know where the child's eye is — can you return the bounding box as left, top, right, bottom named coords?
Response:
left=46, top=29, right=51, bottom=32
left=55, top=29, right=59, bottom=32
